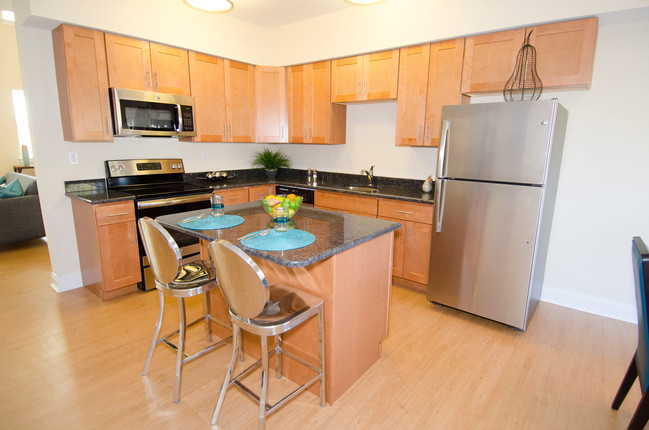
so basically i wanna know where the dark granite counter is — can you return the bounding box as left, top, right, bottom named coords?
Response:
left=65, top=168, right=434, bottom=205
left=156, top=201, right=400, bottom=268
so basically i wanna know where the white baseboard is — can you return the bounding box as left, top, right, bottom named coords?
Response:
left=50, top=271, right=83, bottom=293
left=541, top=285, right=637, bottom=324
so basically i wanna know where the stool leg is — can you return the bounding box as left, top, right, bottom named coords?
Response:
left=318, top=307, right=326, bottom=407
left=203, top=289, right=213, bottom=342
left=259, top=335, right=269, bottom=430
left=142, top=290, right=165, bottom=376
left=211, top=325, right=241, bottom=426
left=275, top=335, right=282, bottom=378
left=174, top=297, right=187, bottom=403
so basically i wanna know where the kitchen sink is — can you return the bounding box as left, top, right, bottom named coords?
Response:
left=343, top=185, right=380, bottom=194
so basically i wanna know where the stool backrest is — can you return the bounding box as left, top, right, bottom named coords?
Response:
left=138, top=217, right=182, bottom=285
left=208, top=240, right=269, bottom=320
left=633, top=236, right=649, bottom=393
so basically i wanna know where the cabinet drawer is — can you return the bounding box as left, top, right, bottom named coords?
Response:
left=314, top=191, right=377, bottom=216
left=249, top=184, right=276, bottom=202
left=217, top=188, right=250, bottom=206
left=378, top=199, right=433, bottom=224
left=95, top=201, right=135, bottom=226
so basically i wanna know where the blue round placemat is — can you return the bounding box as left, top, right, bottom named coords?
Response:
left=179, top=214, right=245, bottom=230
left=240, top=229, right=315, bottom=251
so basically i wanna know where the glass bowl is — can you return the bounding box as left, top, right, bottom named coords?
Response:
left=260, top=194, right=302, bottom=219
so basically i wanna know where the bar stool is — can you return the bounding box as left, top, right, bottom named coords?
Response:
left=207, top=239, right=325, bottom=429
left=138, top=217, right=232, bottom=403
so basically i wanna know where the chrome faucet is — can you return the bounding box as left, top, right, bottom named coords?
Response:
left=361, top=165, right=375, bottom=186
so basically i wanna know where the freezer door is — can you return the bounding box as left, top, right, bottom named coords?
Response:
left=428, top=179, right=543, bottom=329
left=442, top=100, right=559, bottom=185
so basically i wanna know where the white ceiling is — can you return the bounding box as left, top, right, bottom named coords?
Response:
left=223, top=0, right=361, bottom=28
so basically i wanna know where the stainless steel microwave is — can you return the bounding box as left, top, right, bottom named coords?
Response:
left=110, top=88, right=196, bottom=137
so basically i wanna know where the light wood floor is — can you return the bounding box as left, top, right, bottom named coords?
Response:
left=0, top=238, right=641, bottom=429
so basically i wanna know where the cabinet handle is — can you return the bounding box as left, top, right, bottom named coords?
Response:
left=230, top=124, right=233, bottom=139
left=132, top=227, right=136, bottom=243
left=405, top=225, right=409, bottom=243
left=224, top=124, right=227, bottom=138
left=363, top=81, right=367, bottom=96
left=228, top=196, right=241, bottom=201
left=155, top=70, right=159, bottom=88
left=356, top=81, right=360, bottom=96
left=107, top=212, right=129, bottom=217
left=146, top=70, right=152, bottom=88
left=307, top=126, right=310, bottom=139
left=303, top=126, right=306, bottom=140
left=425, top=124, right=429, bottom=141
left=396, top=210, right=414, bottom=215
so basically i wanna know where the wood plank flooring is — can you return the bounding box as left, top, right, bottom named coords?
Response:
left=0, top=238, right=641, bottom=429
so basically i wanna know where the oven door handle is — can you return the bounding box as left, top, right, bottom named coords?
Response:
left=137, top=193, right=211, bottom=209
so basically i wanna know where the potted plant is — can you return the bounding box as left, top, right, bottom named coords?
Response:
left=251, top=147, right=291, bottom=178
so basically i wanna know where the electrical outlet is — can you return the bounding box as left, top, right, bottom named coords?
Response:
left=69, top=152, right=78, bottom=164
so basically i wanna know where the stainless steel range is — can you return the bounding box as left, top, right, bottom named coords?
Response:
left=105, top=158, right=212, bottom=290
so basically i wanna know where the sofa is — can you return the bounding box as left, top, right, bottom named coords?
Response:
left=0, top=172, right=46, bottom=246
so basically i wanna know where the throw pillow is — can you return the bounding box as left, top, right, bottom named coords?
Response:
left=0, top=175, right=5, bottom=184
left=0, top=178, right=24, bottom=199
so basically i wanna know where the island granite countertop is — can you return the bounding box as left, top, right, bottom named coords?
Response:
left=156, top=201, right=400, bottom=268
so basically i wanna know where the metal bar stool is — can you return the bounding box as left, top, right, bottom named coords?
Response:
left=138, top=217, right=232, bottom=403
left=208, top=239, right=325, bottom=430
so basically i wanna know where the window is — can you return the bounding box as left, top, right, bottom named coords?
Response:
left=12, top=89, right=32, bottom=159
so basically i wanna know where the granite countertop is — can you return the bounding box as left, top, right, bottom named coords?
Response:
left=156, top=201, right=400, bottom=268
left=64, top=168, right=435, bottom=205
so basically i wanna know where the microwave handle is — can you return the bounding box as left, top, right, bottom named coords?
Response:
left=175, top=105, right=182, bottom=132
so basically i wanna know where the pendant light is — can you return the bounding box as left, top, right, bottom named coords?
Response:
left=503, top=30, right=543, bottom=102
left=183, top=0, right=233, bottom=12
left=344, top=0, right=384, bottom=4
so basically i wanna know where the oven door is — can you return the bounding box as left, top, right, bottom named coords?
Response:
left=136, top=193, right=211, bottom=290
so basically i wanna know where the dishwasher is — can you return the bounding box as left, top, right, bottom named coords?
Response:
left=275, top=185, right=314, bottom=207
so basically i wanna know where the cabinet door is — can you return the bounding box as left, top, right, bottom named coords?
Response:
left=379, top=216, right=404, bottom=278
left=248, top=184, right=276, bottom=202
left=402, top=221, right=431, bottom=284
left=149, top=42, right=190, bottom=96
left=52, top=24, right=112, bottom=141
left=254, top=66, right=288, bottom=143
left=187, top=52, right=227, bottom=142
left=224, top=60, right=256, bottom=142
left=424, top=38, right=465, bottom=147
left=363, top=49, right=399, bottom=101
left=309, top=61, right=332, bottom=144
left=528, top=17, right=598, bottom=89
left=97, top=220, right=141, bottom=292
left=395, top=44, right=430, bottom=146
left=331, top=55, right=363, bottom=103
left=287, top=64, right=308, bottom=143
left=105, top=33, right=152, bottom=91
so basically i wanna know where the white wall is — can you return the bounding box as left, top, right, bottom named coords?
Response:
left=12, top=0, right=649, bottom=322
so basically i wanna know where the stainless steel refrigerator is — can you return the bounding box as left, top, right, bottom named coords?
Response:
left=427, top=99, right=568, bottom=331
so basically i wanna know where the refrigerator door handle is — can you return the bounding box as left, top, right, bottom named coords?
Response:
left=436, top=120, right=450, bottom=179
left=434, top=178, right=446, bottom=233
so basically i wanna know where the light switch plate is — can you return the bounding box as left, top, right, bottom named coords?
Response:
left=69, top=152, right=78, bottom=164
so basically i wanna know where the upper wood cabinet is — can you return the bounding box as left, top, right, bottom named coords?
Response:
left=462, top=17, right=598, bottom=94
left=254, top=66, right=288, bottom=143
left=52, top=24, right=113, bottom=142
left=185, top=54, right=255, bottom=142
left=224, top=60, right=256, bottom=142
left=331, top=49, right=399, bottom=103
left=287, top=61, right=346, bottom=144
left=396, top=39, right=464, bottom=147
left=186, top=52, right=227, bottom=142
left=105, top=33, right=191, bottom=96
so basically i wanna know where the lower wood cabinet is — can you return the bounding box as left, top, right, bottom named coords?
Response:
left=217, top=187, right=250, bottom=206
left=314, top=190, right=433, bottom=292
left=71, top=199, right=141, bottom=300
left=248, top=184, right=276, bottom=202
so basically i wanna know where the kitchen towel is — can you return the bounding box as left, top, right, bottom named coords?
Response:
left=240, top=229, right=315, bottom=251
left=179, top=214, right=244, bottom=230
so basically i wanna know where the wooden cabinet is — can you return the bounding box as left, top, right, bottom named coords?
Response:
left=287, top=61, right=346, bottom=144
left=71, top=200, right=141, bottom=300
left=248, top=184, right=276, bottom=202
left=186, top=52, right=227, bottom=142
left=462, top=17, right=598, bottom=94
left=396, top=39, right=464, bottom=147
left=255, top=66, right=288, bottom=143
left=52, top=24, right=112, bottom=142
left=217, top=188, right=249, bottom=206
left=105, top=33, right=191, bottom=96
left=224, top=60, right=256, bottom=142
left=331, top=49, right=399, bottom=103
left=185, top=54, right=255, bottom=142
left=378, top=199, right=433, bottom=289
left=314, top=190, right=378, bottom=217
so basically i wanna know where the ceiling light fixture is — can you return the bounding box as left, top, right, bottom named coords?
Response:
left=344, top=0, right=384, bottom=5
left=183, top=0, right=233, bottom=13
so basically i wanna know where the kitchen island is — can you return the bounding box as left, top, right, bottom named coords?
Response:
left=157, top=202, right=399, bottom=404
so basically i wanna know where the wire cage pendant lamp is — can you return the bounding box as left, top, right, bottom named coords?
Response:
left=503, top=30, right=543, bottom=102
